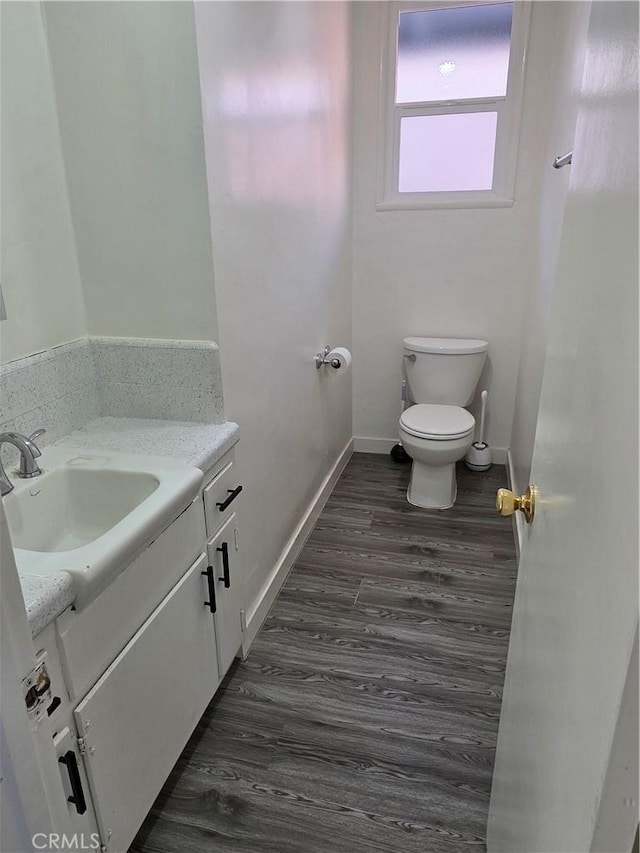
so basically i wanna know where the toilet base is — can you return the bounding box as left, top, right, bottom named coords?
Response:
left=407, top=460, right=457, bottom=509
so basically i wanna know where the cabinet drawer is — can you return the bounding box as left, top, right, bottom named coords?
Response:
left=203, top=458, right=242, bottom=537
left=207, top=514, right=243, bottom=678
left=74, top=553, right=219, bottom=853
left=57, top=497, right=205, bottom=700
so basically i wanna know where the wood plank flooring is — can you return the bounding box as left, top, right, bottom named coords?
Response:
left=131, top=454, right=517, bottom=853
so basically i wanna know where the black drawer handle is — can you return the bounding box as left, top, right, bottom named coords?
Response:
left=59, top=750, right=87, bottom=815
left=202, top=565, right=217, bottom=613
left=216, top=486, right=243, bottom=512
left=217, top=542, right=230, bottom=588
left=47, top=696, right=62, bottom=716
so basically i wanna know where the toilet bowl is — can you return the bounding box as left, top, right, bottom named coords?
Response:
left=399, top=404, right=475, bottom=508
left=398, top=336, right=488, bottom=509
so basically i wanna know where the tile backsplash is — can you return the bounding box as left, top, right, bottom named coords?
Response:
left=93, top=337, right=224, bottom=422
left=0, top=337, right=224, bottom=465
left=0, top=340, right=100, bottom=449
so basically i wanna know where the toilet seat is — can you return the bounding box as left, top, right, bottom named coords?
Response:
left=400, top=404, right=475, bottom=440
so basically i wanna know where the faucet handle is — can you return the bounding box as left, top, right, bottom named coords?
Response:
left=26, top=429, right=46, bottom=457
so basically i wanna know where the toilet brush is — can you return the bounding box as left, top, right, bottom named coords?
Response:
left=465, top=390, right=492, bottom=471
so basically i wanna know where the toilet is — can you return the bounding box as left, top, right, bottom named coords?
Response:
left=399, top=336, right=488, bottom=509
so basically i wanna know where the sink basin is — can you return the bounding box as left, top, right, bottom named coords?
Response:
left=6, top=467, right=160, bottom=553
left=5, top=446, right=203, bottom=609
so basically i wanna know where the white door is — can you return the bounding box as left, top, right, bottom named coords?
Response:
left=487, top=3, right=639, bottom=852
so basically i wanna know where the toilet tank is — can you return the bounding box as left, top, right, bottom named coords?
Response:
left=403, top=337, right=488, bottom=406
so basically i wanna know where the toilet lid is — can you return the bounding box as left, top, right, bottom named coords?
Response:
left=403, top=337, right=488, bottom=355
left=400, top=404, right=475, bottom=439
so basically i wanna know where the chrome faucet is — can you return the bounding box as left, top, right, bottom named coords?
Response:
left=0, top=430, right=46, bottom=496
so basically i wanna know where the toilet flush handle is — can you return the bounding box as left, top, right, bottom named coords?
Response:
left=404, top=353, right=416, bottom=362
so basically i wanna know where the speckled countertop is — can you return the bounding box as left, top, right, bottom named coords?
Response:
left=56, top=416, right=239, bottom=474
left=20, top=416, right=239, bottom=637
left=20, top=573, right=76, bottom=638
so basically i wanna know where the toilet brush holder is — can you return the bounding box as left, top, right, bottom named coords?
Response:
left=465, top=442, right=492, bottom=471
left=466, top=389, right=491, bottom=471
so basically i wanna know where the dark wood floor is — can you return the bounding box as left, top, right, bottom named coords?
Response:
left=131, top=453, right=517, bottom=853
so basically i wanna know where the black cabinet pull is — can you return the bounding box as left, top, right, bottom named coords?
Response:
left=59, top=750, right=87, bottom=815
left=47, top=696, right=61, bottom=716
left=201, top=565, right=217, bottom=613
left=217, top=542, right=231, bottom=588
left=216, top=486, right=243, bottom=512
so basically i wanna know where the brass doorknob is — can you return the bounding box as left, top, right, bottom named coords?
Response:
left=496, top=485, right=537, bottom=524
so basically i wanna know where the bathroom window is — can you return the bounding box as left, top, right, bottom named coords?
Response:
left=377, top=1, right=531, bottom=210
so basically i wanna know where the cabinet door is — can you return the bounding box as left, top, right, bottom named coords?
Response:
left=208, top=514, right=243, bottom=677
left=74, top=553, right=219, bottom=853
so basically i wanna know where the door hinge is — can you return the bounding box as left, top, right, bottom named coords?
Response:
left=240, top=609, right=246, bottom=632
left=77, top=736, right=87, bottom=755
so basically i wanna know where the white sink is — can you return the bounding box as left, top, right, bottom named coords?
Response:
left=7, top=467, right=160, bottom=553
left=5, top=446, right=202, bottom=608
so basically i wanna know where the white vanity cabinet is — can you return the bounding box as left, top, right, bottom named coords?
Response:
left=33, top=443, right=244, bottom=851
left=73, top=552, right=220, bottom=853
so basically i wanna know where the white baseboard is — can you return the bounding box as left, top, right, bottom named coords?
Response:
left=506, top=448, right=523, bottom=561
left=353, top=435, right=508, bottom=466
left=353, top=437, right=397, bottom=454
left=241, top=438, right=354, bottom=656
left=489, top=447, right=508, bottom=465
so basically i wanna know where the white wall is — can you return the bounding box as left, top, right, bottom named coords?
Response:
left=351, top=2, right=569, bottom=457
left=42, top=1, right=218, bottom=343
left=509, top=1, right=591, bottom=497
left=0, top=2, right=87, bottom=365
left=194, top=1, right=353, bottom=628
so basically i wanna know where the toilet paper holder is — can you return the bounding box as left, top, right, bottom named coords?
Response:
left=315, top=346, right=342, bottom=369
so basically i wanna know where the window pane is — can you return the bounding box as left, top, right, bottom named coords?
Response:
left=396, top=4, right=513, bottom=104
left=398, top=112, right=497, bottom=193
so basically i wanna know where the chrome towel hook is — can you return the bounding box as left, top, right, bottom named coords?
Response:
left=553, top=150, right=573, bottom=169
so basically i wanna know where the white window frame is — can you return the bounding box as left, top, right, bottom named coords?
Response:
left=376, top=0, right=531, bottom=211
